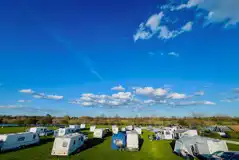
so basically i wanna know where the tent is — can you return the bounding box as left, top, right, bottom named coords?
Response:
left=126, top=131, right=139, bottom=151
left=174, top=129, right=198, bottom=139
left=174, top=136, right=228, bottom=157
left=90, top=125, right=96, bottom=132
left=111, top=132, right=126, bottom=150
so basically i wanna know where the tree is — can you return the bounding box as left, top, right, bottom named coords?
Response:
left=178, top=119, right=188, bottom=126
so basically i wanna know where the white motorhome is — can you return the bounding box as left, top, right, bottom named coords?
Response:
left=69, top=125, right=80, bottom=131
left=0, top=132, right=40, bottom=152
left=112, top=126, right=118, bottom=134
left=174, top=129, right=198, bottom=139
left=174, top=136, right=228, bottom=157
left=80, top=124, right=86, bottom=129
left=51, top=133, right=85, bottom=156
left=93, top=128, right=105, bottom=138
left=29, top=127, right=53, bottom=136
left=90, top=125, right=96, bottom=132
left=54, top=128, right=76, bottom=137
left=126, top=131, right=139, bottom=151
left=134, top=127, right=142, bottom=135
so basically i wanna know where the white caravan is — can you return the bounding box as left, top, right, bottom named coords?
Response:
left=174, top=136, right=228, bottom=157
left=174, top=129, right=198, bottom=139
left=134, top=127, right=142, bottom=135
left=90, top=125, right=96, bottom=132
left=126, top=131, right=139, bottom=151
left=156, top=129, right=174, bottom=140
left=51, top=133, right=85, bottom=156
left=69, top=125, right=80, bottom=131
left=93, top=128, right=105, bottom=138
left=29, top=127, right=53, bottom=136
left=126, top=125, right=133, bottom=131
left=80, top=124, right=86, bottom=129
left=112, top=125, right=119, bottom=134
left=54, top=128, right=76, bottom=137
left=0, top=132, right=40, bottom=152
left=121, top=128, right=126, bottom=132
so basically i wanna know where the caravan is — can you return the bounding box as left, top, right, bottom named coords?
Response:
left=93, top=129, right=106, bottom=138
left=126, top=125, right=133, bottom=131
left=156, top=129, right=174, bottom=140
left=54, top=128, right=76, bottom=137
left=112, top=125, right=119, bottom=134
left=126, top=131, right=139, bottom=151
left=80, top=124, right=86, bottom=129
left=0, top=132, right=40, bottom=152
left=174, top=136, right=228, bottom=157
left=69, top=125, right=80, bottom=132
left=51, top=133, right=85, bottom=156
left=29, top=127, right=53, bottom=136
left=134, top=127, right=142, bottom=135
left=174, top=129, right=198, bottom=139
left=90, top=125, right=96, bottom=132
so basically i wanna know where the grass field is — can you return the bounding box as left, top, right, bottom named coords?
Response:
left=0, top=127, right=238, bottom=160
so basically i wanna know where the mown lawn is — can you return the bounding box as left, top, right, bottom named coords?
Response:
left=0, top=127, right=238, bottom=160
left=0, top=127, right=182, bottom=160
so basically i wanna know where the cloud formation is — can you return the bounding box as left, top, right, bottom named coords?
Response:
left=169, top=100, right=216, bottom=106
left=19, top=89, right=64, bottom=101
left=111, top=85, right=125, bottom=91
left=168, top=52, right=179, bottom=57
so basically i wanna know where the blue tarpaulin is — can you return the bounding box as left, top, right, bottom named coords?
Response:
left=111, top=132, right=126, bottom=150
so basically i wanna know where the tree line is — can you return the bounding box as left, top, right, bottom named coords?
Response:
left=0, top=114, right=238, bottom=128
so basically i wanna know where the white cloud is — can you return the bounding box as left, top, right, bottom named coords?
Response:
left=143, top=99, right=156, bottom=105
left=167, top=93, right=187, bottom=99
left=112, top=92, right=132, bottom=100
left=0, top=105, right=19, bottom=109
left=81, top=102, right=95, bottom=106
left=33, top=95, right=43, bottom=99
left=146, top=12, right=164, bottom=31
left=174, top=0, right=239, bottom=27
left=194, top=91, right=204, bottom=96
left=111, top=85, right=125, bottom=91
left=19, top=89, right=34, bottom=94
left=133, top=23, right=153, bottom=41
left=17, top=100, right=31, bottom=103
left=135, top=87, right=154, bottom=96
left=46, top=95, right=64, bottom=100
left=169, top=100, right=216, bottom=106
left=233, top=88, right=239, bottom=93
left=182, top=21, right=193, bottom=31
left=158, top=26, right=179, bottom=39
left=168, top=52, right=179, bottom=57
left=148, top=52, right=155, bottom=56
left=153, top=88, right=168, bottom=96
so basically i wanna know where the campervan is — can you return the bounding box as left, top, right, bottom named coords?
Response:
left=93, top=128, right=105, bottom=138
left=54, top=128, right=76, bottom=137
left=51, top=133, right=85, bottom=156
left=69, top=125, right=80, bottom=132
left=0, top=132, right=40, bottom=152
left=29, top=127, right=53, bottom=136
left=174, top=129, right=198, bottom=139
left=80, top=124, right=86, bottom=129
left=126, top=131, right=139, bottom=151
left=174, top=136, right=228, bottom=157
left=112, top=126, right=119, bottom=134
left=90, top=125, right=96, bottom=132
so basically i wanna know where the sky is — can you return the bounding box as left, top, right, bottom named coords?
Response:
left=0, top=0, right=239, bottom=117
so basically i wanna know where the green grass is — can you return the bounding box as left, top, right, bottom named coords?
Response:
left=227, top=143, right=239, bottom=151
left=0, top=127, right=183, bottom=160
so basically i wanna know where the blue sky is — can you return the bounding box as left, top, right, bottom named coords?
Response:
left=0, top=0, right=239, bottom=117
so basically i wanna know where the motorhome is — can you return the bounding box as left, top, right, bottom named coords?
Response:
left=90, top=125, right=96, bottom=132
left=51, top=133, right=85, bottom=156
left=29, top=127, right=53, bottom=136
left=0, top=132, right=40, bottom=152
left=93, top=128, right=106, bottom=138
left=54, top=128, right=76, bottom=137
left=174, top=136, right=228, bottom=158
left=126, top=131, right=139, bottom=151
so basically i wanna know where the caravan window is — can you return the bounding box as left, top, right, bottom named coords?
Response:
left=73, top=140, right=76, bottom=145
left=17, top=137, right=25, bottom=141
left=166, top=131, right=170, bottom=135
left=62, top=141, right=68, bottom=147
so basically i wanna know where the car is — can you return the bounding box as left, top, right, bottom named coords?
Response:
left=206, top=151, right=239, bottom=160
